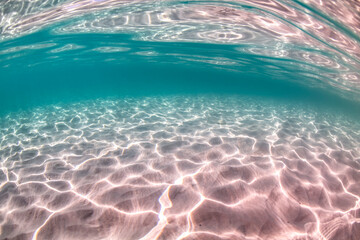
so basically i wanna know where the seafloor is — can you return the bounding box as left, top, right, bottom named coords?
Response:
left=0, top=95, right=359, bottom=240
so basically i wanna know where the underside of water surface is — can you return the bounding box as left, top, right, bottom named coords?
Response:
left=0, top=0, right=360, bottom=240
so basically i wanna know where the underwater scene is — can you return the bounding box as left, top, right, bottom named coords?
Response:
left=0, top=0, right=360, bottom=239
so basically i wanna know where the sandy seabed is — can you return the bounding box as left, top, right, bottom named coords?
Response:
left=0, top=95, right=359, bottom=240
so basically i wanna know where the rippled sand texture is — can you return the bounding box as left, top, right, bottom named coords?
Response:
left=0, top=96, right=359, bottom=240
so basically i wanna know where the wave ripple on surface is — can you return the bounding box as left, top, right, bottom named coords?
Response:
left=1, top=0, right=360, bottom=101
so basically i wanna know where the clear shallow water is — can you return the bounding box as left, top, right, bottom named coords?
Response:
left=0, top=1, right=360, bottom=240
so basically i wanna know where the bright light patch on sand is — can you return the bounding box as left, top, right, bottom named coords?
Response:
left=0, top=95, right=359, bottom=240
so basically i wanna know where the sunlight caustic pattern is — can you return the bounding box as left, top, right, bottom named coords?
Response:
left=0, top=96, right=359, bottom=240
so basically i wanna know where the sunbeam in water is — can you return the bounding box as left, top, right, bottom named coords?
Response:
left=0, top=1, right=359, bottom=240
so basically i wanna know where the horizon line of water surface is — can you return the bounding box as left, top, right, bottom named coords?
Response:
left=0, top=0, right=360, bottom=107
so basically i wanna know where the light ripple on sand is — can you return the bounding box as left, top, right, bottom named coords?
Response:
left=0, top=95, right=359, bottom=240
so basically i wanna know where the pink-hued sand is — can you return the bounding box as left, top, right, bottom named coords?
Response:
left=0, top=96, right=359, bottom=240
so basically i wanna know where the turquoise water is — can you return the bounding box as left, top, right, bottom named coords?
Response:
left=1, top=30, right=360, bottom=115
left=0, top=1, right=360, bottom=239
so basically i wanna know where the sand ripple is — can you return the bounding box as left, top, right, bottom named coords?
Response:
left=0, top=96, right=359, bottom=240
